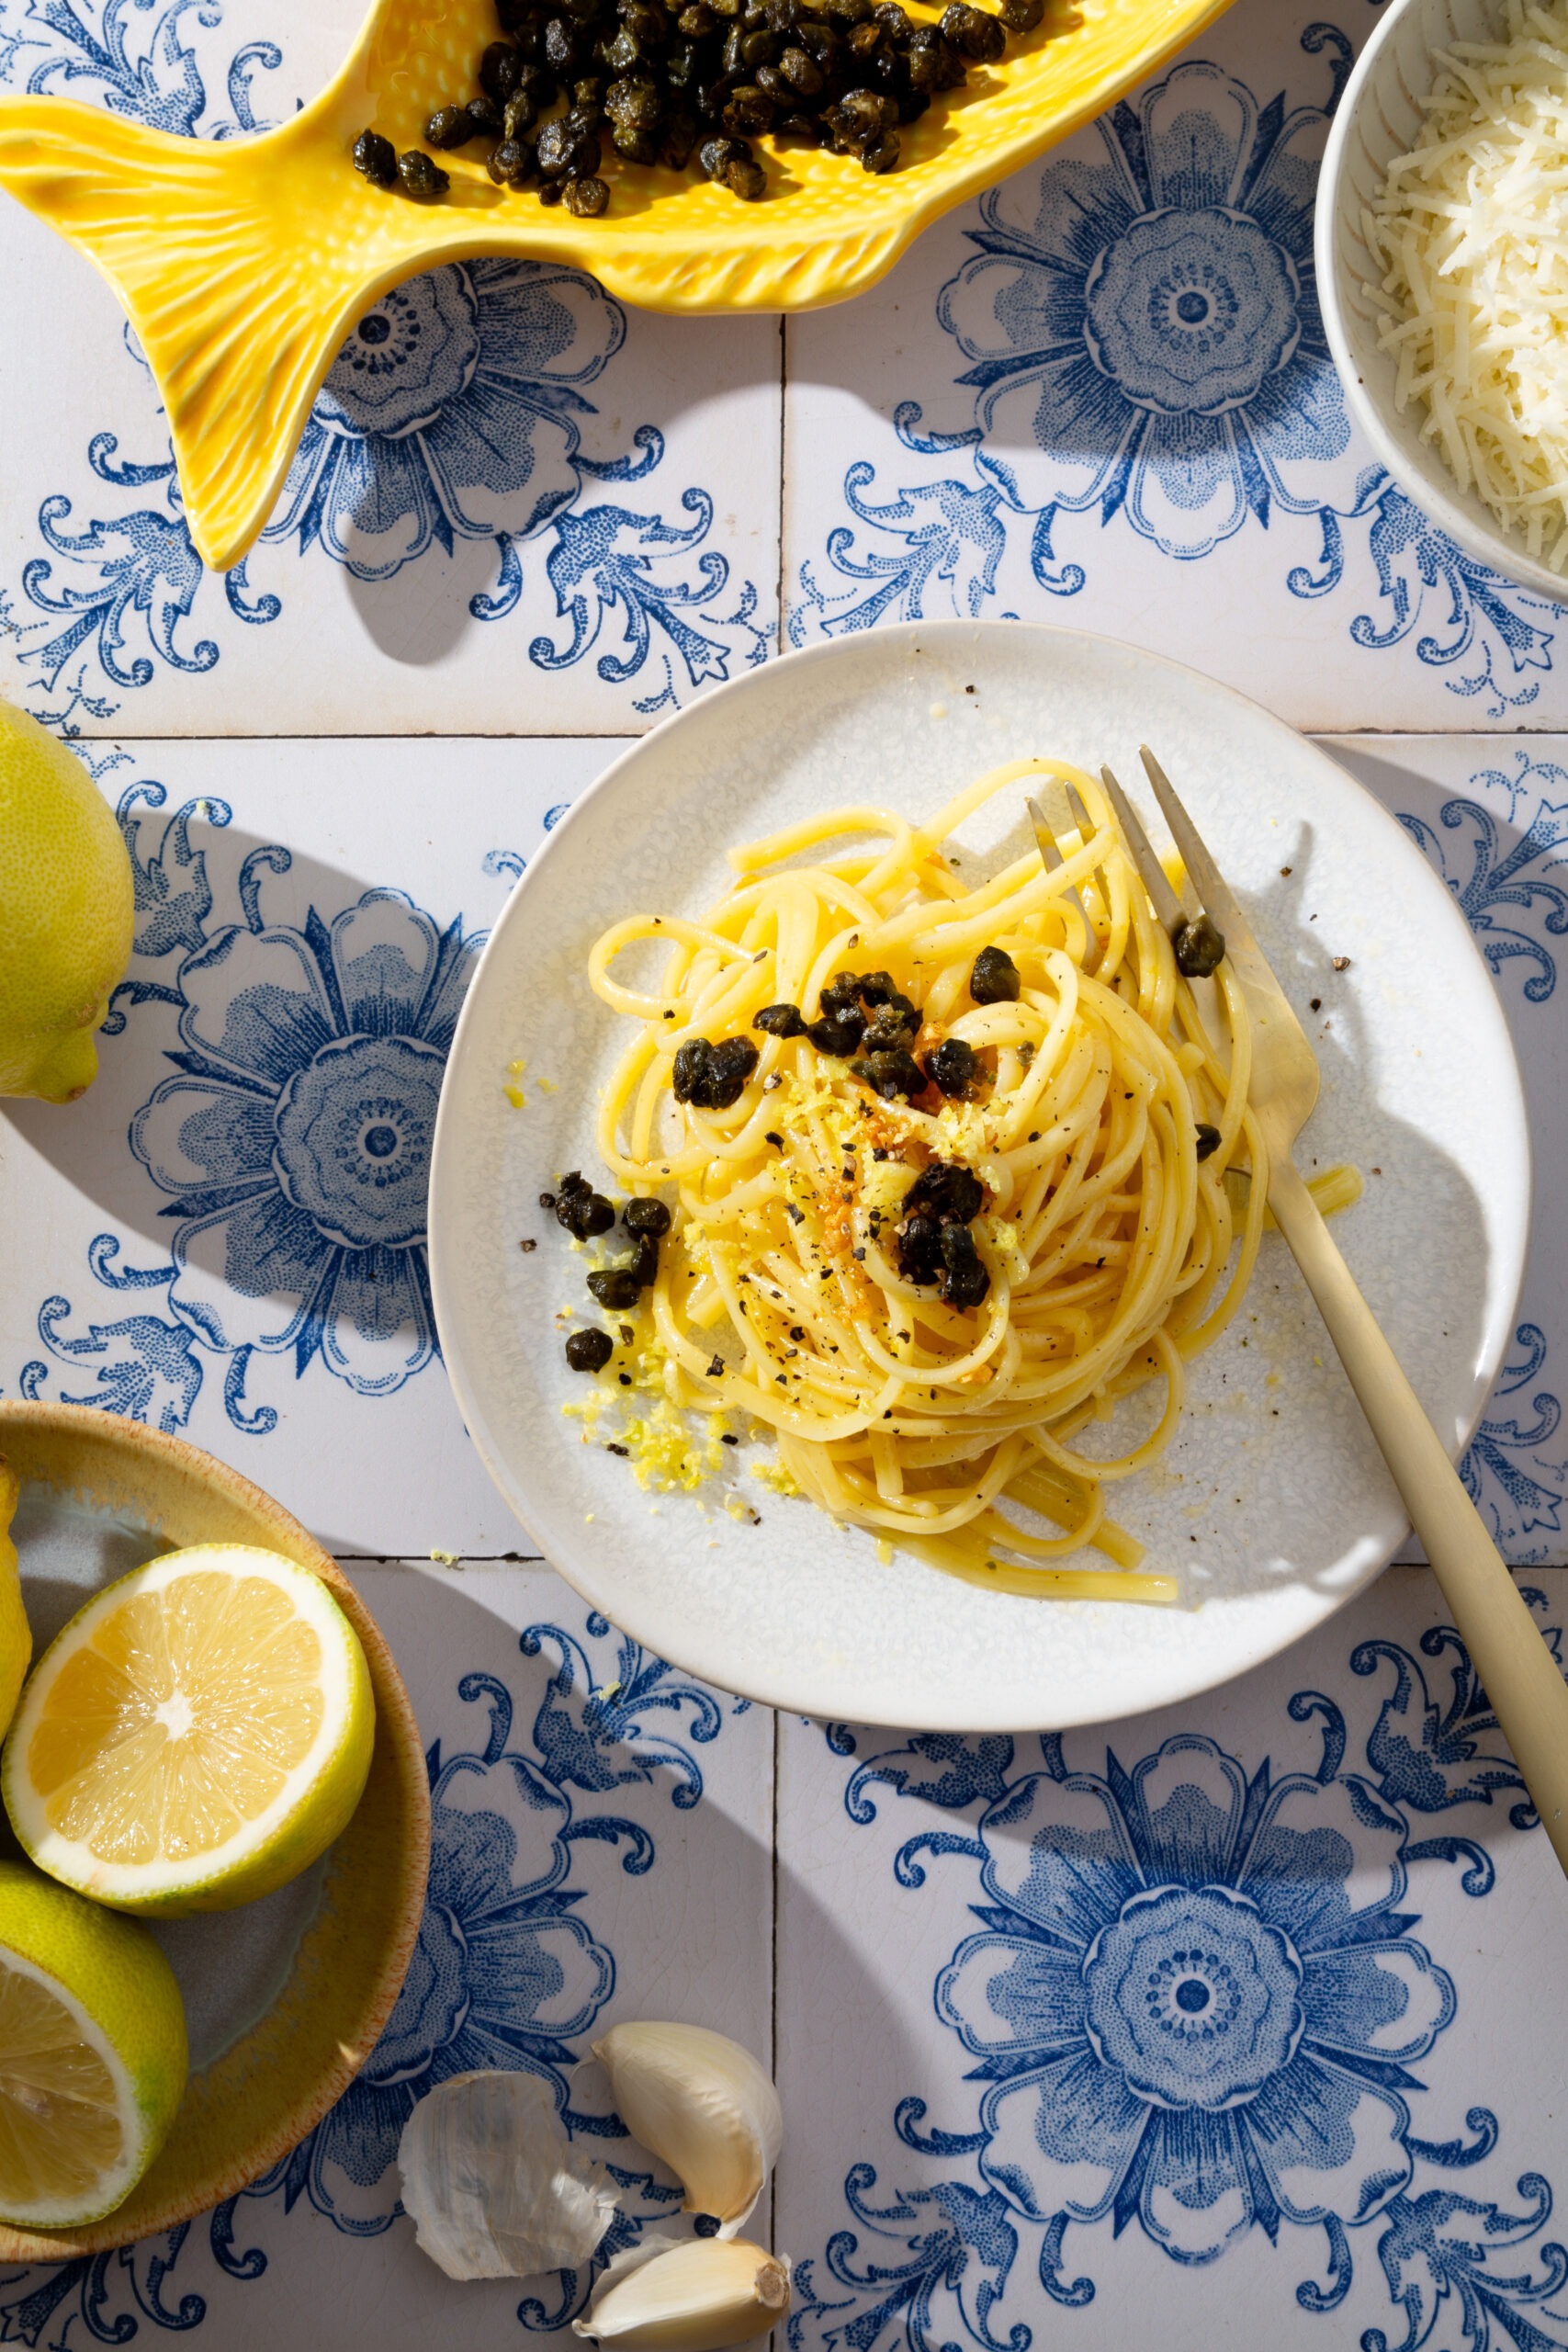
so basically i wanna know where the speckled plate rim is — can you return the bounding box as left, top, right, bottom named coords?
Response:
left=430, top=619, right=1531, bottom=1732
left=0, top=1402, right=431, bottom=2260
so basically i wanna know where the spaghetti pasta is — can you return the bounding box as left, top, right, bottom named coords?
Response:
left=582, top=758, right=1272, bottom=1603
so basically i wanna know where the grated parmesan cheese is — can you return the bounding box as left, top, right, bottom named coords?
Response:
left=1365, top=0, right=1568, bottom=570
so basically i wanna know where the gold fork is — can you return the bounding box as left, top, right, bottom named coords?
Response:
left=1100, top=746, right=1568, bottom=1879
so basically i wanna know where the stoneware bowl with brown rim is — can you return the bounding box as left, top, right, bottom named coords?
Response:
left=0, top=1400, right=430, bottom=2259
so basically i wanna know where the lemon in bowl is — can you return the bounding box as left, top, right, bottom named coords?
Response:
left=0, top=1400, right=427, bottom=2260
left=3, top=1544, right=375, bottom=1915
left=0, top=695, right=135, bottom=1102
left=0, top=1860, right=187, bottom=2229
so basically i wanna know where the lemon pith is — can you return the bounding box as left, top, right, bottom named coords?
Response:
left=0, top=1463, right=31, bottom=1742
left=0, top=1859, right=187, bottom=2228
left=0, top=695, right=135, bottom=1103
left=2, top=1545, right=375, bottom=1916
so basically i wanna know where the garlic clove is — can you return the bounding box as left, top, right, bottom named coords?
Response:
left=592, top=2023, right=782, bottom=2235
left=572, top=2238, right=790, bottom=2352
left=398, top=2069, right=619, bottom=2281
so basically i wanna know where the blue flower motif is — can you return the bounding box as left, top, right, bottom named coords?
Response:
left=23, top=1285, right=203, bottom=1430
left=1371, top=2177, right=1568, bottom=2352
left=788, top=2174, right=1024, bottom=2352
left=0, top=0, right=280, bottom=138
left=4, top=6, right=767, bottom=718
left=1460, top=1324, right=1567, bottom=1562
left=1337, top=481, right=1556, bottom=714
left=790, top=469, right=1009, bottom=642
left=295, top=1731, right=614, bottom=2222
left=237, top=1637, right=715, bottom=2239
left=0, top=1621, right=728, bottom=2331
left=265, top=262, right=626, bottom=582
left=938, top=61, right=1348, bottom=559
left=530, top=492, right=772, bottom=710
left=938, top=1736, right=1454, bottom=2264
left=1399, top=760, right=1568, bottom=1003
left=130, top=888, right=481, bottom=1395
left=1354, top=1581, right=1566, bottom=1845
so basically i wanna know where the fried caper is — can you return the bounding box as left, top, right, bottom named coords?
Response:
left=851, top=1047, right=926, bottom=1099
left=1173, top=915, right=1225, bottom=978
left=350, top=0, right=1038, bottom=210
left=396, top=149, right=450, bottom=198
left=352, top=128, right=399, bottom=186
left=938, top=1221, right=990, bottom=1308
left=754, top=1003, right=807, bottom=1037
left=588, top=1267, right=644, bottom=1309
left=623, top=1196, right=673, bottom=1236
left=969, top=944, right=1021, bottom=1003
left=923, top=1036, right=977, bottom=1097
left=672, top=1035, right=759, bottom=1108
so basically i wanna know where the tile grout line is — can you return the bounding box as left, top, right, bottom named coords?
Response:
left=774, top=311, right=788, bottom=662
left=770, top=1694, right=781, bottom=2317
left=333, top=1554, right=1568, bottom=1567
left=54, top=724, right=1568, bottom=744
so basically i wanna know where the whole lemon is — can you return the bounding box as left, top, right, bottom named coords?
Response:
left=0, top=1464, right=29, bottom=1743
left=0, top=696, right=135, bottom=1101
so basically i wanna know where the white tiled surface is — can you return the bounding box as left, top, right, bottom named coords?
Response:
left=776, top=1567, right=1568, bottom=2352
left=781, top=0, right=1568, bottom=732
left=3, top=0, right=1568, bottom=2343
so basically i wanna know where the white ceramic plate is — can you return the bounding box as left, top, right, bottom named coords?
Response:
left=430, top=623, right=1529, bottom=1730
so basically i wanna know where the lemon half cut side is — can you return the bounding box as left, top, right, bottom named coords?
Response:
left=2, top=1544, right=375, bottom=1916
left=0, top=1860, right=187, bottom=2228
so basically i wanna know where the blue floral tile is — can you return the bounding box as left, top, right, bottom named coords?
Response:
left=1320, top=739, right=1568, bottom=1566
left=776, top=1565, right=1568, bottom=2352
left=0, top=0, right=781, bottom=737
left=0, top=1563, right=774, bottom=2348
left=783, top=0, right=1568, bottom=729
left=0, top=733, right=616, bottom=1552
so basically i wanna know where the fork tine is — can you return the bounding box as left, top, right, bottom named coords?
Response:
left=1065, top=780, right=1113, bottom=934
left=1138, top=746, right=1252, bottom=945
left=1024, top=789, right=1100, bottom=973
left=1098, top=763, right=1184, bottom=932
left=1137, top=747, right=1313, bottom=1072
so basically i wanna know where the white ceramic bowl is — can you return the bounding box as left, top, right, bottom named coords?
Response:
left=430, top=621, right=1530, bottom=1734
left=1317, top=0, right=1568, bottom=604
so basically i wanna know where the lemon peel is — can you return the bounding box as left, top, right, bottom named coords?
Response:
left=0, top=697, right=134, bottom=1102
left=0, top=1860, right=186, bottom=2226
left=0, top=1463, right=31, bottom=1743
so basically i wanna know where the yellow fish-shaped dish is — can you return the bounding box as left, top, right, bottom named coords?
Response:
left=0, top=0, right=1235, bottom=576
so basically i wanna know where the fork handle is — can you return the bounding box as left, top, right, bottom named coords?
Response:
left=1267, top=1154, right=1568, bottom=1881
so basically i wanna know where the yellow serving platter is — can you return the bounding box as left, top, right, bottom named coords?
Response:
left=0, top=0, right=1234, bottom=575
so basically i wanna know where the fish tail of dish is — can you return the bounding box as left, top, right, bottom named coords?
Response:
left=0, top=96, right=355, bottom=576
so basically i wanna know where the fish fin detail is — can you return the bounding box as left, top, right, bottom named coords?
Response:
left=0, top=96, right=406, bottom=572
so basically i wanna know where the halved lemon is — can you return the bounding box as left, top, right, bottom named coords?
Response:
left=0, top=1858, right=187, bottom=2227
left=2, top=1544, right=375, bottom=1916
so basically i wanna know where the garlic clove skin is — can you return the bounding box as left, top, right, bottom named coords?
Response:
left=398, top=2070, right=618, bottom=2281
left=592, top=2023, right=782, bottom=2235
left=572, top=2238, right=790, bottom=2352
